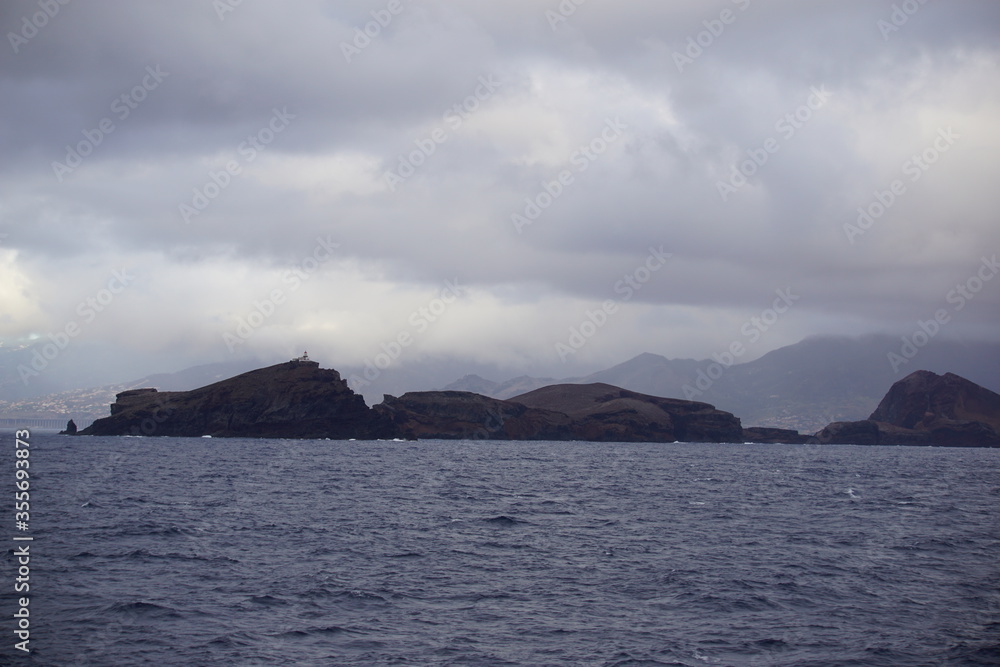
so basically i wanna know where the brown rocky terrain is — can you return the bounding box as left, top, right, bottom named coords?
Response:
left=814, top=370, right=1000, bottom=447
left=77, top=364, right=747, bottom=442
left=75, top=362, right=1000, bottom=447
left=372, top=391, right=571, bottom=440
left=375, top=383, right=746, bottom=443
left=79, top=360, right=384, bottom=439
left=509, top=383, right=744, bottom=443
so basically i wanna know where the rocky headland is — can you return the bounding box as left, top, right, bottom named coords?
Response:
left=75, top=361, right=1000, bottom=446
left=373, top=383, right=745, bottom=442
left=510, top=383, right=744, bottom=443
left=814, top=370, right=1000, bottom=447
left=372, top=390, right=570, bottom=441
left=78, top=361, right=745, bottom=442
left=79, top=359, right=385, bottom=439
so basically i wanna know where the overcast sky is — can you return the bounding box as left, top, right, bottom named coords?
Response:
left=1, top=0, right=999, bottom=388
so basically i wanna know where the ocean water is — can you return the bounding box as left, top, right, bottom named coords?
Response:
left=3, top=432, right=999, bottom=666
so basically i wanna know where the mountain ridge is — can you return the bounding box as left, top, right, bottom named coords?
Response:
left=74, top=362, right=1000, bottom=447
left=79, top=362, right=746, bottom=443
left=6, top=335, right=1000, bottom=431
left=447, top=335, right=1000, bottom=430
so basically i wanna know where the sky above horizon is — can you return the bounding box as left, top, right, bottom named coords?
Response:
left=1, top=0, right=999, bottom=387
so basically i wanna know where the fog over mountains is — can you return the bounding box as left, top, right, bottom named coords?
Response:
left=445, top=335, right=1000, bottom=431
left=4, top=335, right=998, bottom=433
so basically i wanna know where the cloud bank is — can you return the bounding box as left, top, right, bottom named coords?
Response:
left=1, top=0, right=998, bottom=388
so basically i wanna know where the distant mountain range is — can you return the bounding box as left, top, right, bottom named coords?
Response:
left=443, top=336, right=1000, bottom=431
left=0, top=360, right=266, bottom=428
left=71, top=361, right=1000, bottom=447
left=3, top=335, right=999, bottom=432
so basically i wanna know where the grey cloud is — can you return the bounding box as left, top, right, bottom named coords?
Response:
left=0, top=0, right=997, bottom=385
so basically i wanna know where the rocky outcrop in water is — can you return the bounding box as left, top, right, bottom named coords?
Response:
left=814, top=370, right=1000, bottom=447
left=76, top=361, right=1000, bottom=446
left=509, top=383, right=744, bottom=443
left=78, top=363, right=747, bottom=442
left=386, top=383, right=804, bottom=444
left=372, top=391, right=571, bottom=440
left=79, top=360, right=385, bottom=439
left=373, top=383, right=746, bottom=442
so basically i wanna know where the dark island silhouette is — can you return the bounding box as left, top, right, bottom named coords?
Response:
left=816, top=370, right=1000, bottom=447
left=74, top=357, right=1000, bottom=447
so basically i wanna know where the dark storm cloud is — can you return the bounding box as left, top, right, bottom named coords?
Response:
left=0, top=0, right=997, bottom=380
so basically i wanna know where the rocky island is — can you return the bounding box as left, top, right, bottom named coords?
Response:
left=79, top=358, right=384, bottom=439
left=815, top=370, right=1000, bottom=447
left=375, top=383, right=743, bottom=442
left=78, top=357, right=745, bottom=442
left=75, top=359, right=1000, bottom=447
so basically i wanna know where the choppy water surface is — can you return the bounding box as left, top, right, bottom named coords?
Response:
left=4, top=434, right=1000, bottom=665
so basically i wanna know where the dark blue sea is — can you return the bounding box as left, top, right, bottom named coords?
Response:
left=3, top=432, right=999, bottom=666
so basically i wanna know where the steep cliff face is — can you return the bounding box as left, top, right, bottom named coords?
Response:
left=868, top=370, right=1000, bottom=431
left=80, top=361, right=383, bottom=438
left=814, top=370, right=1000, bottom=447
left=813, top=419, right=882, bottom=446
left=373, top=384, right=744, bottom=443
left=372, top=391, right=571, bottom=440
